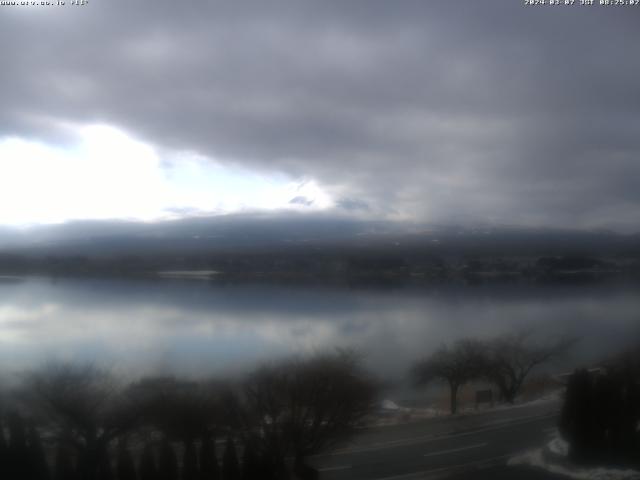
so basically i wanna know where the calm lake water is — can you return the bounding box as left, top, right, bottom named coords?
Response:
left=0, top=276, right=638, bottom=381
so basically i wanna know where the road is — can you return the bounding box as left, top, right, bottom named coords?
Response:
left=310, top=401, right=566, bottom=479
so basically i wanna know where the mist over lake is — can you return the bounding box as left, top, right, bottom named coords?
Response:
left=1, top=276, right=637, bottom=381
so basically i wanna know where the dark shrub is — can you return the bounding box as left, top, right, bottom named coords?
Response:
left=53, top=443, right=77, bottom=480
left=158, top=438, right=178, bottom=480
left=222, top=438, right=240, bottom=480
left=560, top=367, right=640, bottom=467
left=28, top=424, right=51, bottom=480
left=116, top=440, right=137, bottom=480
left=183, top=440, right=198, bottom=480
left=138, top=444, right=157, bottom=480
left=240, top=436, right=261, bottom=480
left=199, top=434, right=220, bottom=480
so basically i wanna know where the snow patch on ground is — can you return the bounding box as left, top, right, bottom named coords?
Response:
left=373, top=399, right=445, bottom=426
left=548, top=436, right=569, bottom=457
left=381, top=399, right=401, bottom=410
left=510, top=436, right=640, bottom=480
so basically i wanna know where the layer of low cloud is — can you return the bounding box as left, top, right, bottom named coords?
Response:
left=1, top=1, right=639, bottom=230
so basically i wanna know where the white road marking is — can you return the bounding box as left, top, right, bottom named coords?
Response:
left=318, top=465, right=352, bottom=472
left=315, top=413, right=555, bottom=457
left=423, top=442, right=487, bottom=458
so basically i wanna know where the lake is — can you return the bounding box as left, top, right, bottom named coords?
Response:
left=0, top=276, right=638, bottom=384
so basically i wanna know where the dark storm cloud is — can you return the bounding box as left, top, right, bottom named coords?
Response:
left=1, top=1, right=640, bottom=230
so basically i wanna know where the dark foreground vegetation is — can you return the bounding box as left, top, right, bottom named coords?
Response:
left=0, top=351, right=378, bottom=480
left=559, top=346, right=640, bottom=469
left=1, top=336, right=637, bottom=478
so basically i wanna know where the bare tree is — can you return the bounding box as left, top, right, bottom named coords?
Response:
left=124, top=376, right=227, bottom=480
left=22, top=364, right=137, bottom=480
left=238, top=351, right=378, bottom=475
left=124, top=377, right=225, bottom=442
left=412, top=339, right=486, bottom=414
left=483, top=330, right=574, bottom=404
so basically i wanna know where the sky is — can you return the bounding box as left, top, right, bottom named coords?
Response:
left=1, top=1, right=639, bottom=231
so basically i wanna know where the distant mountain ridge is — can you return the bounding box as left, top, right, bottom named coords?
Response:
left=0, top=213, right=637, bottom=258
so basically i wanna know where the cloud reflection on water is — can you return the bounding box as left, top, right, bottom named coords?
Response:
left=0, top=277, right=638, bottom=380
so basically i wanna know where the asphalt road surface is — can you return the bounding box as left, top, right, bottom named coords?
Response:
left=310, top=401, right=567, bottom=480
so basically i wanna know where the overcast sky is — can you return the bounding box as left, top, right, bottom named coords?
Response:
left=1, top=1, right=639, bottom=231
